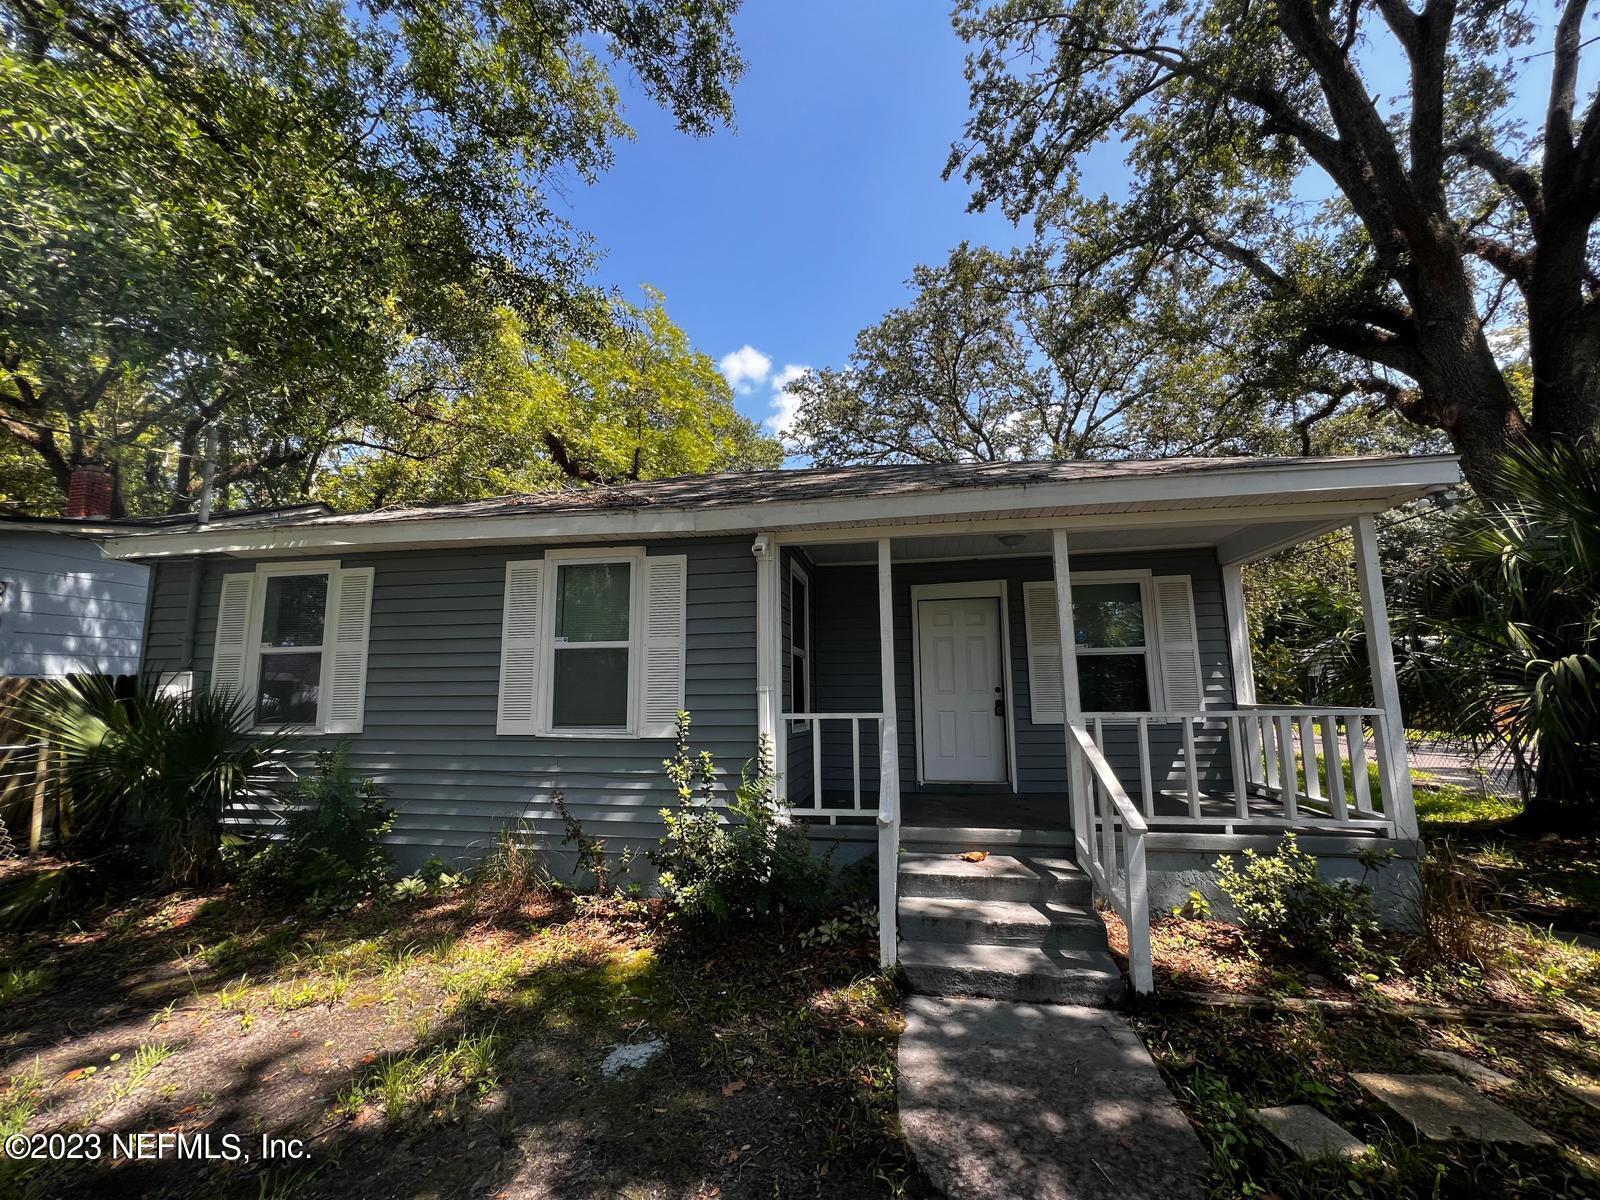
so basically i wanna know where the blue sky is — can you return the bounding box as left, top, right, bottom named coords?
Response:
left=565, top=3, right=1021, bottom=438
left=565, top=5, right=1582, bottom=443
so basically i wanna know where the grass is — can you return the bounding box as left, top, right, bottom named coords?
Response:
left=0, top=875, right=914, bottom=1199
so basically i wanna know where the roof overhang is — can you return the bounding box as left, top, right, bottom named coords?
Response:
left=100, top=455, right=1462, bottom=562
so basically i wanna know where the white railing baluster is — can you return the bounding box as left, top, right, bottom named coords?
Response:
left=1263, top=716, right=1281, bottom=791
left=1228, top=715, right=1250, bottom=820
left=1137, top=717, right=1154, bottom=818
left=1348, top=713, right=1373, bottom=814
left=812, top=719, right=824, bottom=812
left=1277, top=714, right=1298, bottom=820
left=1100, top=775, right=1116, bottom=881
left=1070, top=725, right=1152, bottom=994
left=851, top=717, right=861, bottom=810
left=1299, top=714, right=1322, bottom=802
left=1321, top=714, right=1348, bottom=821
left=1182, top=716, right=1201, bottom=818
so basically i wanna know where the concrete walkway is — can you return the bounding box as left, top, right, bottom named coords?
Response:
left=899, top=996, right=1205, bottom=1200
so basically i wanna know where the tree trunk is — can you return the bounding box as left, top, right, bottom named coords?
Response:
left=1404, top=272, right=1530, bottom=496
left=1527, top=202, right=1600, bottom=447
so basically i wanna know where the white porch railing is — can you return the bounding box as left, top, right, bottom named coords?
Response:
left=1085, top=707, right=1414, bottom=836
left=1069, top=724, right=1152, bottom=994
left=780, top=711, right=884, bottom=820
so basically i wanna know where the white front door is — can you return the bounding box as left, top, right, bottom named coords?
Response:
left=917, top=597, right=1008, bottom=784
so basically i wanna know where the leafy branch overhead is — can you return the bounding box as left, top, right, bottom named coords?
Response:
left=0, top=0, right=751, bottom=515
left=942, top=0, right=1600, bottom=491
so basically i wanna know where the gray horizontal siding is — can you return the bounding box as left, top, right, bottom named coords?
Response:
left=138, top=538, right=758, bottom=871
left=805, top=549, right=1238, bottom=800
left=0, top=532, right=149, bottom=676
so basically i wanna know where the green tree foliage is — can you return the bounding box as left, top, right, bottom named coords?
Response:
left=1395, top=440, right=1600, bottom=829
left=948, top=0, right=1600, bottom=493
left=786, top=240, right=1445, bottom=468
left=318, top=292, right=781, bottom=510
left=0, top=0, right=743, bottom=514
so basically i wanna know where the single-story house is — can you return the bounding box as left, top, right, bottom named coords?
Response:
left=101, top=454, right=1459, bottom=996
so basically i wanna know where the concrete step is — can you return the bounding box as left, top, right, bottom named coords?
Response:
left=898, top=894, right=1109, bottom=951
left=898, top=940, right=1125, bottom=1006
left=899, top=825, right=1075, bottom=854
left=898, top=853, right=1091, bottom=904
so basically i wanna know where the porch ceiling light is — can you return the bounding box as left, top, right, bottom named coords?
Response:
left=996, top=533, right=1026, bottom=548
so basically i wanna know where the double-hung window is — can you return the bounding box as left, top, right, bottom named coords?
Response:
left=254, top=571, right=331, bottom=727
left=788, top=562, right=811, bottom=725
left=210, top=560, right=375, bottom=734
left=551, top=557, right=634, bottom=730
left=496, top=547, right=687, bottom=739
left=1071, top=580, right=1155, bottom=712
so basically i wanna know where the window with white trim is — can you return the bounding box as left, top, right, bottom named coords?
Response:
left=787, top=561, right=811, bottom=724
left=495, top=547, right=686, bottom=739
left=211, top=561, right=374, bottom=734
left=1072, top=580, right=1153, bottom=712
left=255, top=571, right=331, bottom=726
left=551, top=557, right=633, bottom=730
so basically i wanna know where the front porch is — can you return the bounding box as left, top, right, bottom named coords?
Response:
left=748, top=479, right=1437, bottom=994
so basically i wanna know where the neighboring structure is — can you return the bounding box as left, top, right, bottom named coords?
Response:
left=1, top=488, right=333, bottom=680
left=102, top=455, right=1460, bottom=995
left=0, top=518, right=152, bottom=678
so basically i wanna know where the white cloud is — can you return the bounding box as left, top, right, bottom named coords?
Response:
left=765, top=364, right=810, bottom=438
left=718, top=344, right=772, bottom=393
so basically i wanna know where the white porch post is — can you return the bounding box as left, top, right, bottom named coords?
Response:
left=876, top=537, right=900, bottom=967
left=1352, top=515, right=1418, bottom=839
left=1221, top=562, right=1263, bottom=787
left=752, top=535, right=783, bottom=788
left=1050, top=530, right=1087, bottom=854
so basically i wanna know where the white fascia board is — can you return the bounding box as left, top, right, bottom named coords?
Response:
left=101, top=455, right=1462, bottom=561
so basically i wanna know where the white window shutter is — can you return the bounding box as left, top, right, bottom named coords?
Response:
left=640, top=554, right=688, bottom=738
left=211, top=573, right=255, bottom=703
left=1023, top=581, right=1064, bottom=725
left=497, top=559, right=543, bottom=735
left=1154, top=575, right=1204, bottom=711
left=324, top=566, right=374, bottom=733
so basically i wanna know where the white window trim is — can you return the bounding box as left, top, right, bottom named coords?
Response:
left=537, top=546, right=645, bottom=739
left=787, top=558, right=813, bottom=729
left=241, top=560, right=341, bottom=734
left=1069, top=569, right=1163, bottom=715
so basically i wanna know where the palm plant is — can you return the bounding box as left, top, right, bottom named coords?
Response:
left=1395, top=439, right=1600, bottom=830
left=20, top=676, right=286, bottom=886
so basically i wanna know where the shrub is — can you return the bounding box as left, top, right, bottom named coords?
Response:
left=651, top=713, right=828, bottom=923
left=21, top=675, right=284, bottom=887
left=1214, top=834, right=1382, bottom=970
left=229, top=747, right=394, bottom=912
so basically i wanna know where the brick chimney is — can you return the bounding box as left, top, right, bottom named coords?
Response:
left=65, top=465, right=114, bottom=519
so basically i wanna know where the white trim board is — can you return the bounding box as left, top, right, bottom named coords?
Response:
left=103, top=456, right=1461, bottom=560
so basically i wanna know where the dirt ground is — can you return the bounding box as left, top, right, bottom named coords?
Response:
left=0, top=873, right=922, bottom=1200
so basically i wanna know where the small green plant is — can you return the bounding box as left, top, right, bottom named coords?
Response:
left=652, top=713, right=828, bottom=923
left=229, top=747, right=395, bottom=912
left=798, top=900, right=877, bottom=949
left=394, top=855, right=469, bottom=899
left=1214, top=833, right=1383, bottom=970
left=1173, top=890, right=1212, bottom=920
left=552, top=792, right=634, bottom=894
